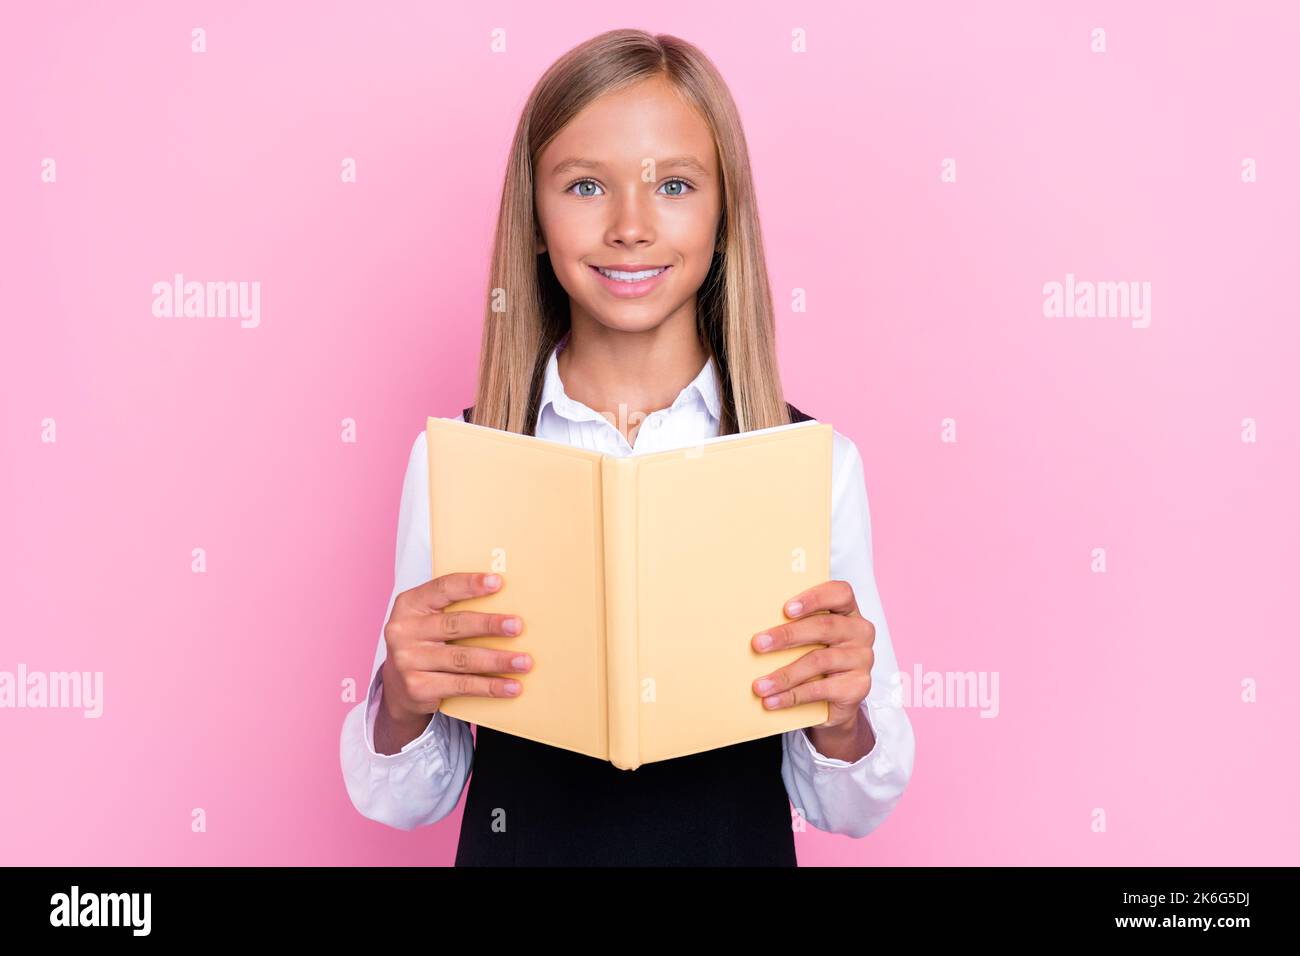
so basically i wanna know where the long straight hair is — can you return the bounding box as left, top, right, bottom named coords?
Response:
left=468, top=28, right=796, bottom=436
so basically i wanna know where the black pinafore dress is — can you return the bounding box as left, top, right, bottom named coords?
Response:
left=451, top=401, right=815, bottom=866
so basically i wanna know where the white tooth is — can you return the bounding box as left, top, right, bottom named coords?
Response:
left=598, top=267, right=665, bottom=282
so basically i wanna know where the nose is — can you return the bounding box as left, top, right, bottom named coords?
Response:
left=604, top=187, right=656, bottom=248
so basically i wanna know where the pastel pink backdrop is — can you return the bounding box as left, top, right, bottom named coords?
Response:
left=2, top=1, right=1296, bottom=866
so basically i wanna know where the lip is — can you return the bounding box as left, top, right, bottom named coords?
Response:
left=588, top=263, right=672, bottom=299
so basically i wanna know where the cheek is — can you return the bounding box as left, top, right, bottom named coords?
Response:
left=539, top=206, right=596, bottom=261
left=661, top=204, right=719, bottom=254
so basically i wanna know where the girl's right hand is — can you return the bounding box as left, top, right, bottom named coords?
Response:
left=380, top=571, right=530, bottom=725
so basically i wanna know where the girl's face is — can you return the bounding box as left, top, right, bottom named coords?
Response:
left=534, top=75, right=722, bottom=336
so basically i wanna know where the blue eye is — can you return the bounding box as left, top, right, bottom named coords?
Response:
left=564, top=177, right=696, bottom=198
left=658, top=177, right=694, bottom=197
left=568, top=179, right=602, bottom=198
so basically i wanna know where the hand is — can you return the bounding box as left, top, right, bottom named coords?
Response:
left=750, top=580, right=875, bottom=732
left=380, top=571, right=532, bottom=725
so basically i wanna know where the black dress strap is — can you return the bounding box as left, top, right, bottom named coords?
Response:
left=462, top=402, right=812, bottom=426
left=784, top=402, right=813, bottom=423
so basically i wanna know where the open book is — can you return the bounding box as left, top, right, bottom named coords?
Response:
left=426, top=414, right=833, bottom=770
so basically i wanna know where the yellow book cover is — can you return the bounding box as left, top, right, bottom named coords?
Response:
left=426, top=414, right=833, bottom=770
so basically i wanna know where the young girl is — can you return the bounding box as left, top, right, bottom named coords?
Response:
left=341, top=29, right=915, bottom=866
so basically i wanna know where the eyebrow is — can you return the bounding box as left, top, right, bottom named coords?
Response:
left=550, top=155, right=712, bottom=178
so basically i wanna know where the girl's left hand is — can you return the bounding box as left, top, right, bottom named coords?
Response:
left=751, top=580, right=875, bottom=730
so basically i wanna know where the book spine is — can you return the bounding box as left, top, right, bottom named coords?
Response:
left=601, top=456, right=640, bottom=770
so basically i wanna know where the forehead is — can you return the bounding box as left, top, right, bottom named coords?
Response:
left=540, top=77, right=717, bottom=172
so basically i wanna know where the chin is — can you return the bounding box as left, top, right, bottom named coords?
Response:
left=583, top=309, right=671, bottom=335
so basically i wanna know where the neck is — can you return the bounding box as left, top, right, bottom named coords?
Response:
left=557, top=311, right=710, bottom=443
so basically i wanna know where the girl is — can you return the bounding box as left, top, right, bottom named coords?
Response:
left=341, top=28, right=915, bottom=866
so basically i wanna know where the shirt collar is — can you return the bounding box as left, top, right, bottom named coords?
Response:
left=538, top=337, right=723, bottom=424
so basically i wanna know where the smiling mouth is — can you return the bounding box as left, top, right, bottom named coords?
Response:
left=591, top=264, right=670, bottom=280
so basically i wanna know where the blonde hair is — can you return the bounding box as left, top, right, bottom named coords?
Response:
left=468, top=28, right=796, bottom=435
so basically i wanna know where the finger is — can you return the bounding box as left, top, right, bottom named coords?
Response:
left=781, top=579, right=858, bottom=621
left=402, top=669, right=523, bottom=706
left=760, top=672, right=864, bottom=712
left=391, top=641, right=533, bottom=677
left=400, top=571, right=505, bottom=614
left=387, top=608, right=524, bottom=647
left=432, top=609, right=525, bottom=642
left=752, top=644, right=870, bottom=698
left=752, top=606, right=857, bottom=653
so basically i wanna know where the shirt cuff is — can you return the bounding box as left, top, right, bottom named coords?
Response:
left=796, top=697, right=882, bottom=770
left=363, top=667, right=448, bottom=763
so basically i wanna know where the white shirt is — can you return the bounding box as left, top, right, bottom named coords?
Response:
left=340, top=339, right=916, bottom=840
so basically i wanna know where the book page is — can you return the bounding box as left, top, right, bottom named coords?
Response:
left=631, top=423, right=833, bottom=763
left=425, top=417, right=610, bottom=760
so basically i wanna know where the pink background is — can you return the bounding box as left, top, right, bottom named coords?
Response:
left=2, top=1, right=1296, bottom=866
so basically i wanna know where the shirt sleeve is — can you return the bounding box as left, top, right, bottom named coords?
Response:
left=780, top=430, right=916, bottom=838
left=339, top=425, right=476, bottom=831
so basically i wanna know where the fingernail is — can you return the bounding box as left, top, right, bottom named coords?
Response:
left=484, top=574, right=501, bottom=588
left=512, top=655, right=531, bottom=671
left=786, top=600, right=802, bottom=616
left=755, top=633, right=773, bottom=650
left=504, top=680, right=521, bottom=695
left=756, top=678, right=775, bottom=693
left=764, top=696, right=781, bottom=709
left=503, top=617, right=521, bottom=634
